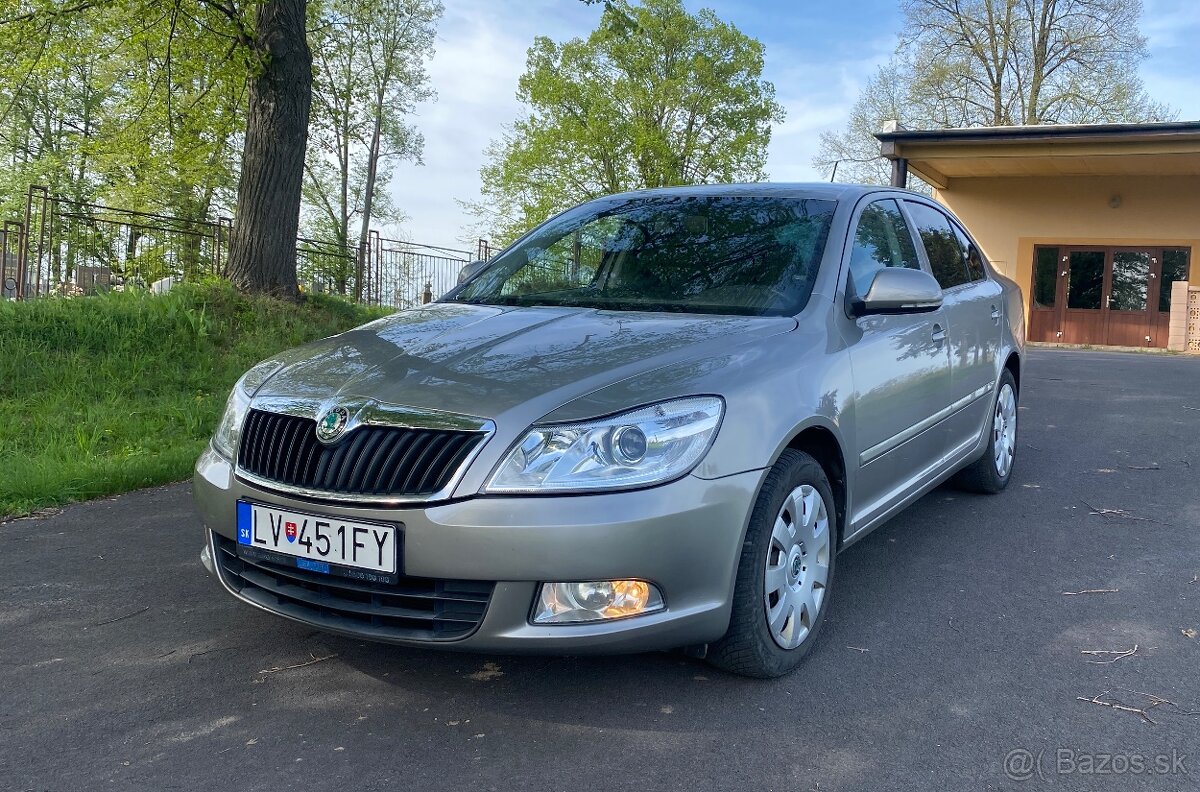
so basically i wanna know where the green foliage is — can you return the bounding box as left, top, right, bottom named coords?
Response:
left=0, top=1, right=250, bottom=222
left=96, top=2, right=248, bottom=223
left=470, top=0, right=784, bottom=244
left=0, top=283, right=389, bottom=517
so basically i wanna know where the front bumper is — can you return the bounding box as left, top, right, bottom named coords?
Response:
left=192, top=445, right=763, bottom=653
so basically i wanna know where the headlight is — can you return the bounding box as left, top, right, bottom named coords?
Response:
left=209, top=359, right=284, bottom=461
left=485, top=396, right=724, bottom=493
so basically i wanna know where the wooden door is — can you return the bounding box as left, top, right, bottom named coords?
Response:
left=1105, top=248, right=1158, bottom=347
left=1028, top=246, right=1063, bottom=343
left=1061, top=248, right=1107, bottom=345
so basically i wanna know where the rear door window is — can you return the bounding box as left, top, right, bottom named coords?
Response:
left=906, top=202, right=970, bottom=290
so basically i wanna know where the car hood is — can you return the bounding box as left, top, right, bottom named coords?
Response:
left=257, top=302, right=795, bottom=425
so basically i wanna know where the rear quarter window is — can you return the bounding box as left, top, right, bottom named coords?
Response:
left=950, top=222, right=987, bottom=281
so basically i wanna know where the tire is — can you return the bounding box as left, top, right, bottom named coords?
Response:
left=953, top=369, right=1018, bottom=494
left=707, top=449, right=837, bottom=678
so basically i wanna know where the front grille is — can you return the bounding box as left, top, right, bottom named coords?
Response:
left=237, top=409, right=485, bottom=498
left=213, top=534, right=494, bottom=641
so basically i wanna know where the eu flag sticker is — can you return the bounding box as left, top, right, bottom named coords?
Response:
left=297, top=558, right=330, bottom=574
left=237, top=501, right=253, bottom=545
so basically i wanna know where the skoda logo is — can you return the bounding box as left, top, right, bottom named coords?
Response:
left=316, top=406, right=350, bottom=443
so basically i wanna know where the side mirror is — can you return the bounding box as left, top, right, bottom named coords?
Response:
left=457, top=259, right=488, bottom=285
left=851, top=267, right=943, bottom=317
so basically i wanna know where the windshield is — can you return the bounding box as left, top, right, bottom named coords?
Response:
left=447, top=195, right=837, bottom=316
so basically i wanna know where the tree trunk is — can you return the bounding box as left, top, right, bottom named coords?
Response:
left=354, top=93, right=383, bottom=303
left=226, top=0, right=312, bottom=299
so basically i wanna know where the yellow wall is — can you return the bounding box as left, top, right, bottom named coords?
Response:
left=931, top=175, right=1200, bottom=320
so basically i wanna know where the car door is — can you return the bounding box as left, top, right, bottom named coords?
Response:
left=903, top=200, right=1003, bottom=459
left=844, top=198, right=953, bottom=532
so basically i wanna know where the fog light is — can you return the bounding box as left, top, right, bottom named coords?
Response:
left=533, top=580, right=664, bottom=624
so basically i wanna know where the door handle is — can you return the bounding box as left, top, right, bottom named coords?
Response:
left=931, top=323, right=947, bottom=343
left=990, top=305, right=1001, bottom=323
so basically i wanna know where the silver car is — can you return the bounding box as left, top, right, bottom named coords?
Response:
left=194, top=184, right=1023, bottom=678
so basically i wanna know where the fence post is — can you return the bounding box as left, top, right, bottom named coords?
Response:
left=371, top=229, right=382, bottom=305
left=2, top=221, right=23, bottom=299
left=1, top=224, right=10, bottom=298
left=16, top=188, right=32, bottom=298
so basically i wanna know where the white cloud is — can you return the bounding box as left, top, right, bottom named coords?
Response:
left=1139, top=0, right=1200, bottom=119
left=764, top=36, right=896, bottom=182
left=386, top=0, right=597, bottom=249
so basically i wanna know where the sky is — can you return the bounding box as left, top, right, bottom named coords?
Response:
left=387, top=0, right=1200, bottom=250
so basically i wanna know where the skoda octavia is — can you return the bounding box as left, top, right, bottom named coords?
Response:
left=194, top=184, right=1024, bottom=677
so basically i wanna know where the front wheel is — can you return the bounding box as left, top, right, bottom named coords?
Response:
left=707, top=449, right=837, bottom=678
left=954, top=369, right=1018, bottom=493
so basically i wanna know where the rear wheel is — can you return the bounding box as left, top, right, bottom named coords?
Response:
left=954, top=369, right=1018, bottom=493
left=708, top=450, right=837, bottom=678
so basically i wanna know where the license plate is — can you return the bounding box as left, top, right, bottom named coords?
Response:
left=236, top=501, right=397, bottom=575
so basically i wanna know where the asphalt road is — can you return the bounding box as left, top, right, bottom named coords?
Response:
left=2, top=348, right=1198, bottom=792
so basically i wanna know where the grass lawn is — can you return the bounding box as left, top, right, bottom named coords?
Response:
left=0, top=282, right=389, bottom=518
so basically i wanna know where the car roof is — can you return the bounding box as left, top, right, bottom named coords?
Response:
left=595, top=182, right=899, bottom=202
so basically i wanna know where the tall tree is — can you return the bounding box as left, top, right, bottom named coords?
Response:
left=470, top=0, right=784, bottom=244
left=816, top=0, right=1173, bottom=185
left=215, top=0, right=313, bottom=297
left=303, top=0, right=440, bottom=297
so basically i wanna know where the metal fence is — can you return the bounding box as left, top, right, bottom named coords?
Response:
left=2, top=185, right=495, bottom=306
left=5, top=186, right=232, bottom=297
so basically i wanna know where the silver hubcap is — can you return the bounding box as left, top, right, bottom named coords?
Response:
left=993, top=383, right=1017, bottom=478
left=764, top=484, right=831, bottom=650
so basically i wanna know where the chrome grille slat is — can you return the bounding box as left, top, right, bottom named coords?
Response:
left=442, top=439, right=480, bottom=488
left=398, top=433, right=438, bottom=493
left=416, top=433, right=465, bottom=493
left=357, top=431, right=399, bottom=495
left=261, top=412, right=286, bottom=475
left=372, top=432, right=417, bottom=495
left=288, top=421, right=316, bottom=483
left=278, top=418, right=303, bottom=483
left=319, top=432, right=354, bottom=489
left=330, top=430, right=368, bottom=491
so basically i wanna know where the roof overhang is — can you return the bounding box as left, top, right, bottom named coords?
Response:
left=874, top=122, right=1200, bottom=189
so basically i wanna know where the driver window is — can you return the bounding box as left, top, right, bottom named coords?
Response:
left=847, top=199, right=920, bottom=296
